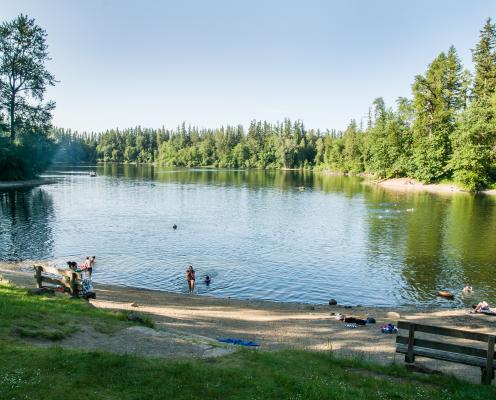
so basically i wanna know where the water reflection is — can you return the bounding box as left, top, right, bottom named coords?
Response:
left=363, top=188, right=496, bottom=306
left=0, top=188, right=55, bottom=261
left=96, top=163, right=367, bottom=195
left=2, top=164, right=496, bottom=307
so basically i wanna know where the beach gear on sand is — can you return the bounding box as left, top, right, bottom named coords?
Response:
left=345, top=323, right=358, bottom=329
left=344, top=316, right=367, bottom=325
left=216, top=338, right=260, bottom=347
left=381, top=323, right=398, bottom=334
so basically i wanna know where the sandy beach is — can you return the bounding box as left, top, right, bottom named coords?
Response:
left=373, top=177, right=496, bottom=196
left=1, top=263, right=495, bottom=384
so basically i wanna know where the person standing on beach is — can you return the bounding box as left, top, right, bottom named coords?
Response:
left=185, top=265, right=195, bottom=294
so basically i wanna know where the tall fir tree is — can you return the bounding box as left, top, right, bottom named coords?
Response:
left=411, top=47, right=465, bottom=182
left=472, top=18, right=496, bottom=101
left=448, top=96, right=496, bottom=191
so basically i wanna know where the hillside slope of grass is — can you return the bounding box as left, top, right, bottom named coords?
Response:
left=1, top=281, right=495, bottom=400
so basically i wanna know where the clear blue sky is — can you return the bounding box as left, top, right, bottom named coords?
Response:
left=2, top=0, right=495, bottom=132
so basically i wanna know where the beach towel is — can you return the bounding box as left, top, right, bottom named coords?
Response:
left=380, top=324, right=398, bottom=334
left=216, top=338, right=260, bottom=347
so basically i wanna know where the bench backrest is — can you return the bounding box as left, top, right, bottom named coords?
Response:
left=397, top=320, right=496, bottom=360
left=33, top=265, right=82, bottom=295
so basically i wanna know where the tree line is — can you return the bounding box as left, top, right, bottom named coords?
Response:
left=55, top=18, right=496, bottom=191
left=1, top=15, right=496, bottom=191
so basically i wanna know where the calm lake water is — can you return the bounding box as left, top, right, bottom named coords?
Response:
left=1, top=165, right=496, bottom=307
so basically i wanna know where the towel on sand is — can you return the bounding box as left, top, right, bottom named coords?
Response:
left=216, top=338, right=260, bottom=346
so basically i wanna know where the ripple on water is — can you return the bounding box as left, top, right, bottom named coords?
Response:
left=1, top=166, right=496, bottom=307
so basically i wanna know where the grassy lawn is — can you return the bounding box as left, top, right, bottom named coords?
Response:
left=0, top=282, right=153, bottom=342
left=1, top=282, right=495, bottom=400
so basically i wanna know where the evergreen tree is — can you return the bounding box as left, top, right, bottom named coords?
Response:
left=472, top=18, right=496, bottom=101
left=411, top=47, right=465, bottom=182
left=448, top=95, right=496, bottom=191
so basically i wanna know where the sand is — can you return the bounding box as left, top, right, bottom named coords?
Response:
left=374, top=177, right=496, bottom=196
left=1, top=264, right=495, bottom=384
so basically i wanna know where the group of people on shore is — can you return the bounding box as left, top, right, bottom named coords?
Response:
left=67, top=256, right=96, bottom=279
left=462, top=285, right=495, bottom=314
left=185, top=265, right=210, bottom=294
left=65, top=256, right=96, bottom=297
left=67, top=258, right=203, bottom=295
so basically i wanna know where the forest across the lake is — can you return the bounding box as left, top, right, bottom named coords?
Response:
left=1, top=16, right=496, bottom=192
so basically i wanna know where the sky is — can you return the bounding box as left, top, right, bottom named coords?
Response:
left=2, top=0, right=496, bottom=133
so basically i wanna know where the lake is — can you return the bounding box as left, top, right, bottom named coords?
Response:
left=1, top=164, right=495, bottom=307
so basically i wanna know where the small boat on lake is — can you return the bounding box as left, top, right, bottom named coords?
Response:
left=89, top=172, right=96, bottom=177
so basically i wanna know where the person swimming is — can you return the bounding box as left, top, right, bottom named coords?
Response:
left=205, top=275, right=211, bottom=285
left=463, top=285, right=473, bottom=294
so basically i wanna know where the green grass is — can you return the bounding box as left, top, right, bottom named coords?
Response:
left=0, top=282, right=153, bottom=341
left=1, top=282, right=495, bottom=399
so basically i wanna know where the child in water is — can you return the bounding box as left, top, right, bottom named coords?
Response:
left=205, top=275, right=211, bottom=285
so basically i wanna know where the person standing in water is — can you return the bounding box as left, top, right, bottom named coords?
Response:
left=88, top=256, right=96, bottom=278
left=185, top=265, right=195, bottom=293
left=79, top=256, right=93, bottom=279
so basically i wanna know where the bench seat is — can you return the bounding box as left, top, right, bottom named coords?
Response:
left=395, top=320, right=495, bottom=384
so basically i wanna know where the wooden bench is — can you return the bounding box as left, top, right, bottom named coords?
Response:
left=396, top=320, right=496, bottom=384
left=33, top=265, right=83, bottom=296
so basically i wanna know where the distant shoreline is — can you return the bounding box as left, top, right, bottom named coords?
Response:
left=0, top=178, right=57, bottom=190
left=372, top=177, right=496, bottom=196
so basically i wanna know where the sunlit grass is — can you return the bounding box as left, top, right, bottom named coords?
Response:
left=1, top=281, right=495, bottom=399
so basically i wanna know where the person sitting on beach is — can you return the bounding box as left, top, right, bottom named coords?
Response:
left=205, top=275, right=211, bottom=285
left=472, top=301, right=490, bottom=313
left=185, top=265, right=195, bottom=293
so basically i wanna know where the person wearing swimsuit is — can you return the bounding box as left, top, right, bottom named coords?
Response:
left=84, top=256, right=92, bottom=279
left=185, top=265, right=195, bottom=294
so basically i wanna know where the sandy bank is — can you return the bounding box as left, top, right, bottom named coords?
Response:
left=0, top=178, right=57, bottom=190
left=374, top=177, right=496, bottom=196
left=1, top=265, right=495, bottom=383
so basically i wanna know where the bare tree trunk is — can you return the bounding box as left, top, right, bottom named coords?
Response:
left=9, top=94, right=15, bottom=143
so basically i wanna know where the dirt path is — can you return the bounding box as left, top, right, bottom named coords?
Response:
left=2, top=266, right=495, bottom=383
